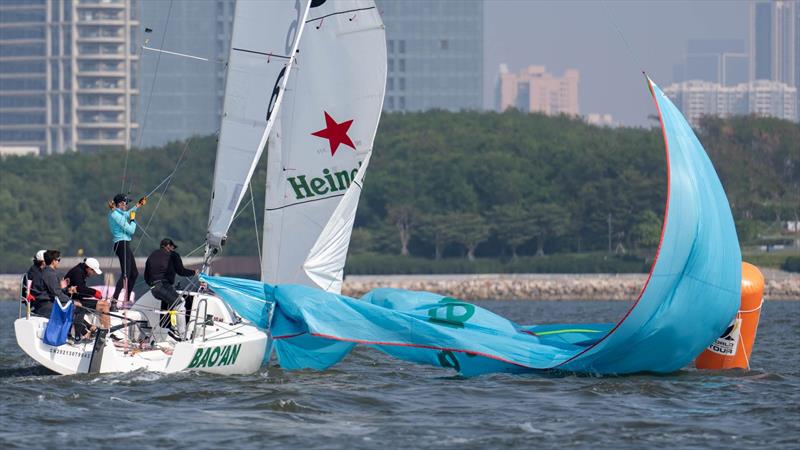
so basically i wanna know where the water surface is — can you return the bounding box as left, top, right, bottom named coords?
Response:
left=1, top=300, right=798, bottom=449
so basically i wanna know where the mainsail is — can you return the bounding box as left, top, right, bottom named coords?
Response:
left=261, top=0, right=386, bottom=288
left=202, top=76, right=742, bottom=375
left=205, top=1, right=311, bottom=260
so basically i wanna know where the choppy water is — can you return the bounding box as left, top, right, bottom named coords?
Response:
left=1, top=299, right=798, bottom=449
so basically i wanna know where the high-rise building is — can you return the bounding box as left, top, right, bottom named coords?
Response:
left=0, top=0, right=140, bottom=155
left=138, top=0, right=233, bottom=148
left=751, top=0, right=797, bottom=85
left=495, top=65, right=580, bottom=116
left=673, top=38, right=748, bottom=86
left=796, top=2, right=800, bottom=109
left=663, top=79, right=797, bottom=126
left=377, top=0, right=483, bottom=112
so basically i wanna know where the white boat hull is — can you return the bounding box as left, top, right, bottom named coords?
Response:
left=15, top=292, right=268, bottom=376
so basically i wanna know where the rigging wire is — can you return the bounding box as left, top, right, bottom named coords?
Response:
left=249, top=181, right=263, bottom=276
left=121, top=0, right=175, bottom=193
left=601, top=0, right=645, bottom=74
left=134, top=136, right=195, bottom=253
left=105, top=0, right=180, bottom=300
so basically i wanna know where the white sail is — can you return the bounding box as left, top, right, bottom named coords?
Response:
left=303, top=152, right=371, bottom=292
left=261, top=0, right=386, bottom=285
left=205, top=0, right=311, bottom=256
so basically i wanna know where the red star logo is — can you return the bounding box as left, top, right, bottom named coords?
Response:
left=311, top=111, right=355, bottom=156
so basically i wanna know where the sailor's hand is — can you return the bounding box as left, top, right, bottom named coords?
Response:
left=60, top=278, right=69, bottom=289
left=107, top=200, right=115, bottom=210
left=137, top=196, right=147, bottom=208
left=129, top=210, right=136, bottom=221
left=67, top=286, right=77, bottom=295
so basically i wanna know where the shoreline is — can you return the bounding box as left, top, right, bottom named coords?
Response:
left=3, top=271, right=798, bottom=301
left=341, top=271, right=800, bottom=301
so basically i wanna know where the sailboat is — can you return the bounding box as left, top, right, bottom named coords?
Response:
left=14, top=0, right=386, bottom=375
left=202, top=76, right=745, bottom=376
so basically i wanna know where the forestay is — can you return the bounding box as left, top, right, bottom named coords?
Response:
left=262, top=0, right=386, bottom=287
left=206, top=1, right=311, bottom=256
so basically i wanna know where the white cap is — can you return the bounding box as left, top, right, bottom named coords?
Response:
left=84, top=257, right=102, bottom=275
left=35, top=250, right=46, bottom=262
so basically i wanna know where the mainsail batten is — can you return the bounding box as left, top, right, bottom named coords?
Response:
left=261, top=0, right=387, bottom=286
left=205, top=0, right=312, bottom=260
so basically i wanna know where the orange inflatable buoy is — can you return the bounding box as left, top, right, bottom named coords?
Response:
left=695, top=262, right=764, bottom=370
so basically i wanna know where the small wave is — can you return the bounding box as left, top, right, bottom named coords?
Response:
left=516, top=422, right=544, bottom=434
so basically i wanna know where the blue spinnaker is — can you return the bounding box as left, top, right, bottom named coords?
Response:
left=201, top=78, right=741, bottom=375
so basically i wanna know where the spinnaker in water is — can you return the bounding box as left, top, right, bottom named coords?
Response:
left=202, top=76, right=744, bottom=376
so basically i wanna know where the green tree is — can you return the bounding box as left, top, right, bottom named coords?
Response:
left=491, top=204, right=535, bottom=259
left=631, top=210, right=662, bottom=250
left=387, top=203, right=418, bottom=256
left=418, top=213, right=457, bottom=260
left=529, top=203, right=570, bottom=256
left=447, top=212, right=490, bottom=261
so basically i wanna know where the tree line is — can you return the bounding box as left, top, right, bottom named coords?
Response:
left=0, top=111, right=797, bottom=273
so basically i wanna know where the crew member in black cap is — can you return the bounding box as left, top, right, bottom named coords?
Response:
left=108, top=193, right=146, bottom=307
left=144, top=238, right=197, bottom=340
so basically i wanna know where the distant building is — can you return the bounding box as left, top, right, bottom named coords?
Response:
left=0, top=0, right=140, bottom=155
left=585, top=113, right=616, bottom=127
left=378, top=0, right=483, bottom=112
left=495, top=65, right=580, bottom=116
left=673, top=38, right=748, bottom=86
left=663, top=80, right=797, bottom=126
left=0, top=146, right=39, bottom=157
left=138, top=0, right=233, bottom=148
left=136, top=0, right=483, bottom=146
left=751, top=0, right=796, bottom=85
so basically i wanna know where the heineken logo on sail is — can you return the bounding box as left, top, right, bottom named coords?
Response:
left=312, top=111, right=356, bottom=156
left=285, top=111, right=362, bottom=200
left=287, top=163, right=362, bottom=200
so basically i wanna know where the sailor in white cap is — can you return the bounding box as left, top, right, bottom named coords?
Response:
left=25, top=249, right=48, bottom=302
left=65, top=257, right=111, bottom=336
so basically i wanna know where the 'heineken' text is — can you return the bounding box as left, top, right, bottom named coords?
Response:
left=286, top=163, right=361, bottom=200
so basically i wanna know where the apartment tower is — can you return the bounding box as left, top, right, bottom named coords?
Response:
left=0, top=0, right=140, bottom=155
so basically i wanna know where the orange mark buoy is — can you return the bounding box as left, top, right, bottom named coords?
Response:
left=695, top=262, right=764, bottom=370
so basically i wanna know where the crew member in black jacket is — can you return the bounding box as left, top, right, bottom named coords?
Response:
left=144, top=238, right=197, bottom=340
left=36, top=250, right=76, bottom=318
left=65, top=257, right=110, bottom=334
left=25, top=249, right=48, bottom=302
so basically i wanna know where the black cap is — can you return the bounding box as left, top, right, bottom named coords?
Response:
left=160, top=238, right=177, bottom=249
left=113, top=193, right=130, bottom=204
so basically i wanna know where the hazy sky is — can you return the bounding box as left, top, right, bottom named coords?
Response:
left=483, top=0, right=750, bottom=125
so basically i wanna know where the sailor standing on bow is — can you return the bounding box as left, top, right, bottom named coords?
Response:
left=108, top=193, right=146, bottom=308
